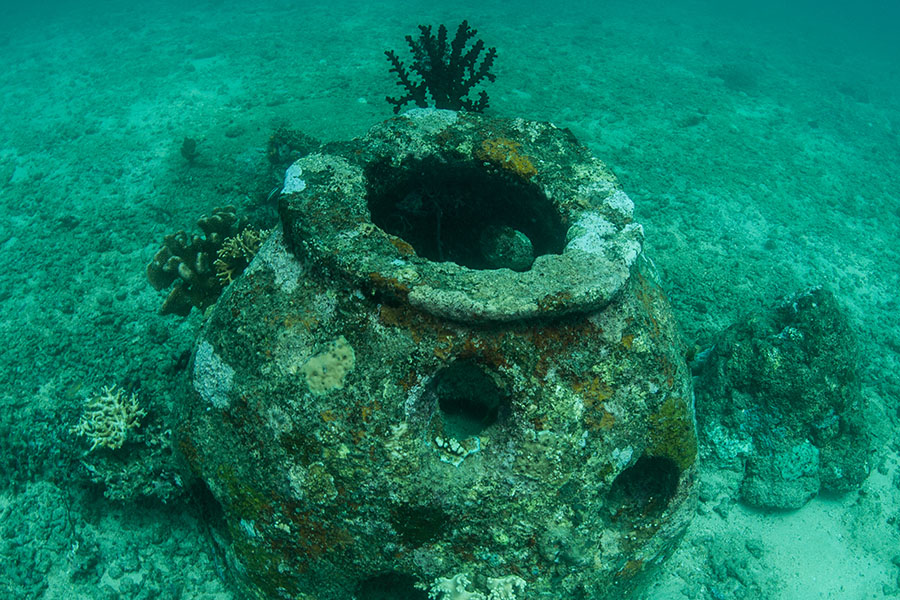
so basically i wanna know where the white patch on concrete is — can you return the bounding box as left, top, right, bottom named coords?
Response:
left=403, top=107, right=458, bottom=133
left=282, top=162, right=306, bottom=194
left=193, top=340, right=235, bottom=409
left=607, top=188, right=635, bottom=216
left=564, top=213, right=617, bottom=254
left=257, top=229, right=304, bottom=294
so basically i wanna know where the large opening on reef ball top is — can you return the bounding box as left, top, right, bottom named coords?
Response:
left=366, top=156, right=566, bottom=270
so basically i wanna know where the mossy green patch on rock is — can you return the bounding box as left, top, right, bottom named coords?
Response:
left=648, top=395, right=698, bottom=471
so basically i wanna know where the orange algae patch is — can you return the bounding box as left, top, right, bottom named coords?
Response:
left=433, top=334, right=455, bottom=359
left=615, top=559, right=644, bottom=581
left=476, top=137, right=538, bottom=180
left=574, top=377, right=617, bottom=431
left=537, top=290, right=573, bottom=312
left=368, top=272, right=411, bottom=297
left=389, top=237, right=417, bottom=257
left=360, top=401, right=381, bottom=422
left=573, top=377, right=614, bottom=406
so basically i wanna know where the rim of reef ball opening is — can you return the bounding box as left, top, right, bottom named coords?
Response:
left=279, top=109, right=645, bottom=324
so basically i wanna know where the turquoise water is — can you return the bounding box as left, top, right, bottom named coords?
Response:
left=0, top=1, right=897, bottom=598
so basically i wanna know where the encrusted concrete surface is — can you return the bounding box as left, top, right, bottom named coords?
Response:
left=184, top=111, right=697, bottom=600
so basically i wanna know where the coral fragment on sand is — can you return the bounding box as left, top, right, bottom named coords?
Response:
left=71, top=385, right=146, bottom=452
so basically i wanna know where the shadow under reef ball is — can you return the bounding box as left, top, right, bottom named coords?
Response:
left=183, top=109, right=698, bottom=600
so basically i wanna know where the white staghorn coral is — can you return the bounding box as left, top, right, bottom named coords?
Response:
left=71, top=385, right=146, bottom=451
left=428, top=573, right=527, bottom=600
left=429, top=573, right=484, bottom=600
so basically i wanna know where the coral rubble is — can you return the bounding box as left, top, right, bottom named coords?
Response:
left=695, top=287, right=870, bottom=509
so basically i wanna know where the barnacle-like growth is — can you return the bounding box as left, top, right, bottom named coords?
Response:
left=71, top=385, right=146, bottom=452
left=147, top=206, right=252, bottom=316
left=385, top=20, right=497, bottom=113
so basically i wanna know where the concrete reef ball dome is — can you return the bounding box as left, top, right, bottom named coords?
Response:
left=184, top=109, right=697, bottom=600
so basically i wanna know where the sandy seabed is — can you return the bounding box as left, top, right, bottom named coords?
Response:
left=0, top=1, right=898, bottom=598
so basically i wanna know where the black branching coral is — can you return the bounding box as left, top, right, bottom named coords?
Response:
left=385, top=20, right=497, bottom=113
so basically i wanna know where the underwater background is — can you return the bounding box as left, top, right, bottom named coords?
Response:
left=0, top=0, right=898, bottom=598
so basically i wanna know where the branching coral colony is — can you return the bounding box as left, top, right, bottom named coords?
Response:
left=385, top=20, right=497, bottom=113
left=71, top=385, right=146, bottom=452
left=147, top=206, right=266, bottom=316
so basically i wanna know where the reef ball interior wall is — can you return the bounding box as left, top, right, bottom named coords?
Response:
left=182, top=109, right=698, bottom=600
